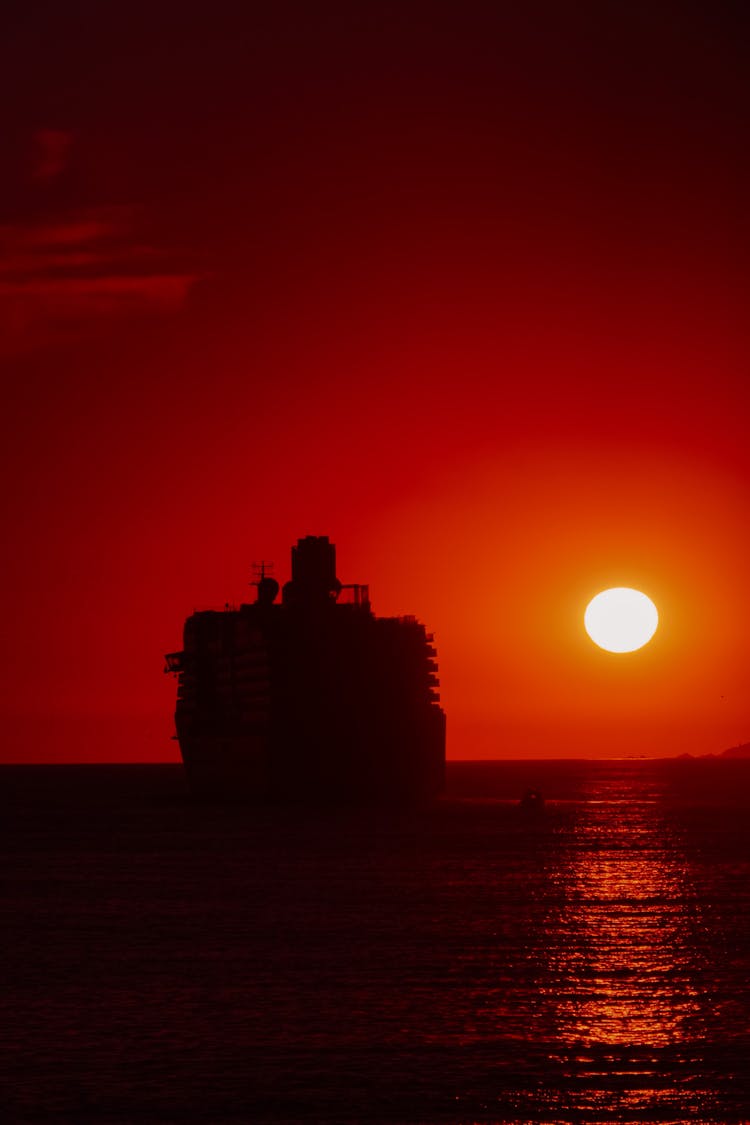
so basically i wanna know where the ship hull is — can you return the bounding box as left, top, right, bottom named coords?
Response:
left=177, top=733, right=270, bottom=800
left=177, top=709, right=446, bottom=802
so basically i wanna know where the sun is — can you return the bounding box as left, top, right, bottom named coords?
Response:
left=584, top=587, right=658, bottom=654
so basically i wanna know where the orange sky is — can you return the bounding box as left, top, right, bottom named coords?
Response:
left=1, top=3, right=749, bottom=760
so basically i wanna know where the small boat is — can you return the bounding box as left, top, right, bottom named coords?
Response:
left=520, top=787, right=544, bottom=812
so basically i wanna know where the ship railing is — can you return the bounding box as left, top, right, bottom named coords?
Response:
left=337, top=584, right=370, bottom=608
left=191, top=604, right=240, bottom=614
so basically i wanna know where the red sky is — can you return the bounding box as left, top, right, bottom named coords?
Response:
left=2, top=3, right=749, bottom=761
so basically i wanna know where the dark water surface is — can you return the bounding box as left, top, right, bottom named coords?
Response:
left=4, top=759, right=750, bottom=1123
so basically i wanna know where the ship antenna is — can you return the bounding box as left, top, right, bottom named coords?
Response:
left=251, top=560, right=279, bottom=606
left=251, top=560, right=274, bottom=584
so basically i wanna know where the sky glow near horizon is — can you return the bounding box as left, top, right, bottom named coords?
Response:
left=0, top=3, right=749, bottom=761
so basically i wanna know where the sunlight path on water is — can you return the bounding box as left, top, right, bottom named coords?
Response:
left=538, top=783, right=715, bottom=1120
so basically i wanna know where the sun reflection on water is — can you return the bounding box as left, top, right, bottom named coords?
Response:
left=548, top=805, right=706, bottom=1048
left=538, top=794, right=712, bottom=1117
left=548, top=818, right=703, bottom=1046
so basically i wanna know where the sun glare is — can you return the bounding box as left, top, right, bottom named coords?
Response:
left=584, top=587, right=658, bottom=654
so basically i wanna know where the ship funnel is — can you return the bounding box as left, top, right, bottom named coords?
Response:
left=286, top=535, right=341, bottom=606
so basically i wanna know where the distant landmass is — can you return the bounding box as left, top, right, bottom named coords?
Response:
left=720, top=743, right=750, bottom=759
left=677, top=743, right=750, bottom=761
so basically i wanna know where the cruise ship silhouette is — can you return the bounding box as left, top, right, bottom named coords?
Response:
left=165, top=536, right=446, bottom=799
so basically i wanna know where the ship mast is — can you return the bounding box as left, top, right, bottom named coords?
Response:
left=251, top=560, right=279, bottom=606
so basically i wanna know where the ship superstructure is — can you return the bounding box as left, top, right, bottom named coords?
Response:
left=165, top=536, right=446, bottom=799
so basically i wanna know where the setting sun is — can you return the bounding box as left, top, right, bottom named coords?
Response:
left=584, top=588, right=659, bottom=654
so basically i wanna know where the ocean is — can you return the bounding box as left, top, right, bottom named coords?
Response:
left=4, top=758, right=750, bottom=1124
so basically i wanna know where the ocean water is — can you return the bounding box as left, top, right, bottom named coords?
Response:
left=4, top=758, right=750, bottom=1124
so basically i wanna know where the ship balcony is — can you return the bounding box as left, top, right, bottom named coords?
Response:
left=338, top=583, right=370, bottom=608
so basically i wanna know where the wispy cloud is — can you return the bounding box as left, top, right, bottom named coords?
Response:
left=0, top=203, right=200, bottom=352
left=8, top=215, right=118, bottom=248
